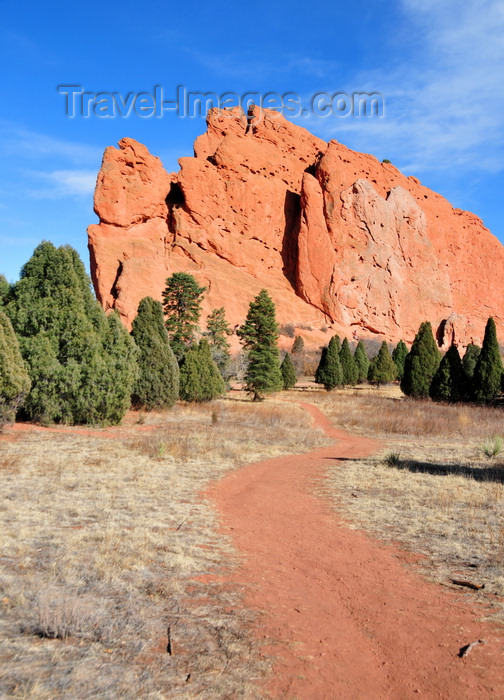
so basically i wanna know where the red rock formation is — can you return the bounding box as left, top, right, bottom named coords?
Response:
left=88, top=108, right=504, bottom=349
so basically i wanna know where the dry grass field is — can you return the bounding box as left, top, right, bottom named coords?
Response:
left=0, top=397, right=328, bottom=699
left=308, top=386, right=504, bottom=619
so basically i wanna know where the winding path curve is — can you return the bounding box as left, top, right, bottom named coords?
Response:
left=206, top=402, right=504, bottom=699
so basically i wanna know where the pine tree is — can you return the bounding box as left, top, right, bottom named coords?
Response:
left=472, top=318, right=503, bottom=403
left=5, top=242, right=137, bottom=425
left=280, top=352, right=297, bottom=390
left=163, top=272, right=206, bottom=359
left=429, top=344, right=467, bottom=403
left=315, top=336, right=343, bottom=390
left=131, top=297, right=179, bottom=410
left=339, top=338, right=358, bottom=385
left=237, top=289, right=283, bottom=401
left=205, top=307, right=232, bottom=378
left=0, top=310, right=31, bottom=426
left=353, top=341, right=370, bottom=383
left=179, top=339, right=225, bottom=402
left=368, top=342, right=397, bottom=386
left=392, top=340, right=409, bottom=381
left=462, top=343, right=481, bottom=379
left=400, top=321, right=441, bottom=398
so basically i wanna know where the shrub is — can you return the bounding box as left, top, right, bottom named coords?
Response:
left=462, top=343, right=481, bottom=379
left=480, top=436, right=503, bottom=459
left=131, top=297, right=179, bottom=410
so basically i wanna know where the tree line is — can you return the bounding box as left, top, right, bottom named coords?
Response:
left=1, top=242, right=503, bottom=427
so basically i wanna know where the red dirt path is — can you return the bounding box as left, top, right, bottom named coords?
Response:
left=207, top=402, right=504, bottom=699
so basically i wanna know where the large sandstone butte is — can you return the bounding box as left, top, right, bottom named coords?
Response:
left=88, top=107, right=504, bottom=348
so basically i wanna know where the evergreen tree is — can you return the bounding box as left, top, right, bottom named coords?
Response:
left=5, top=242, right=137, bottom=425
left=339, top=338, right=358, bottom=385
left=315, top=336, right=343, bottom=390
left=400, top=321, right=441, bottom=398
left=462, top=343, right=481, bottom=379
left=0, top=275, right=9, bottom=307
left=368, top=342, right=397, bottom=386
left=131, top=297, right=179, bottom=410
left=179, top=339, right=225, bottom=402
left=392, top=340, right=409, bottom=381
left=162, top=272, right=206, bottom=359
left=353, top=341, right=370, bottom=383
left=472, top=317, right=503, bottom=403
left=205, top=307, right=232, bottom=378
left=237, top=289, right=283, bottom=401
left=280, top=352, right=297, bottom=390
left=429, top=344, right=467, bottom=403
left=0, top=310, right=31, bottom=426
left=292, top=335, right=305, bottom=355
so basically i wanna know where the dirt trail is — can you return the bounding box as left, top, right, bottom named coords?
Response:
left=207, top=402, right=504, bottom=699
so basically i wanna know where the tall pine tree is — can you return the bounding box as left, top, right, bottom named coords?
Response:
left=205, top=307, right=232, bottom=379
left=237, top=289, right=282, bottom=401
left=131, top=297, right=179, bottom=410
left=472, top=318, right=503, bottom=403
left=400, top=321, right=441, bottom=398
left=163, top=272, right=206, bottom=359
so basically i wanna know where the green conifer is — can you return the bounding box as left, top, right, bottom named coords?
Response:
left=429, top=344, right=467, bottom=403
left=392, top=340, right=409, bottom=381
left=462, top=343, right=481, bottom=379
left=131, top=297, right=179, bottom=410
left=315, top=336, right=343, bottom=390
left=280, top=352, right=297, bottom=390
left=353, top=341, right=370, bottom=383
left=5, top=242, right=137, bottom=425
left=368, top=342, right=397, bottom=386
left=339, top=338, right=358, bottom=385
left=0, top=310, right=31, bottom=426
left=472, top=318, right=503, bottom=403
left=162, top=272, right=206, bottom=359
left=205, top=307, right=232, bottom=379
left=0, top=275, right=9, bottom=307
left=237, top=289, right=283, bottom=401
left=400, top=321, right=441, bottom=398
left=179, top=339, right=225, bottom=402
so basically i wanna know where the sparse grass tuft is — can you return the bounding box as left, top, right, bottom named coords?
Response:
left=383, top=452, right=401, bottom=467
left=480, top=435, right=504, bottom=459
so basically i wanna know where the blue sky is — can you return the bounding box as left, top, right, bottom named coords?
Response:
left=1, top=0, right=503, bottom=282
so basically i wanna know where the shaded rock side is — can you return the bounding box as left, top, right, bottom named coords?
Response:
left=88, top=108, right=504, bottom=348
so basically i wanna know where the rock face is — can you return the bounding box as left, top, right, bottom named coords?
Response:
left=88, top=108, right=504, bottom=349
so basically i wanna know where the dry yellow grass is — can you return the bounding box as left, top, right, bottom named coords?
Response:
left=0, top=396, right=328, bottom=699
left=308, top=387, right=504, bottom=619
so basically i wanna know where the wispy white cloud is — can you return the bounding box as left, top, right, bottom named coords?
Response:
left=0, top=122, right=102, bottom=165
left=26, top=169, right=97, bottom=199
